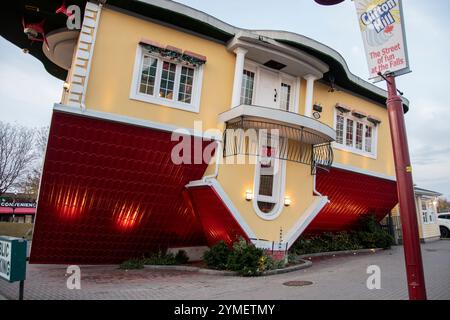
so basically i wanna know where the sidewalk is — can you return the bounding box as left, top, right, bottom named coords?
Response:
left=0, top=240, right=449, bottom=300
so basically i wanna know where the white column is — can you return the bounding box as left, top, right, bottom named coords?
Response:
left=231, top=48, right=248, bottom=108
left=304, top=74, right=318, bottom=117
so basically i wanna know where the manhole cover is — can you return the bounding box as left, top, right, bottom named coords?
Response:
left=283, top=281, right=313, bottom=287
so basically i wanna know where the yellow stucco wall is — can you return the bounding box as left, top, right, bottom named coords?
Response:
left=216, top=156, right=316, bottom=241
left=85, top=8, right=235, bottom=131
left=85, top=8, right=394, bottom=178
left=80, top=8, right=398, bottom=240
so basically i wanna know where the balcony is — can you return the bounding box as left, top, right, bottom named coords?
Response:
left=219, top=104, right=335, bottom=174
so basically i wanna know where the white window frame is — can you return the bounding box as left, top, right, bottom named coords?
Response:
left=130, top=45, right=204, bottom=113
left=420, top=197, right=436, bottom=225
left=242, top=60, right=300, bottom=113
left=252, top=136, right=286, bottom=221
left=333, top=108, right=378, bottom=159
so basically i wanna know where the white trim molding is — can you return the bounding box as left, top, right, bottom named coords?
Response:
left=186, top=178, right=257, bottom=240
left=252, top=157, right=286, bottom=221
left=186, top=177, right=329, bottom=251
left=231, top=47, right=248, bottom=108
left=53, top=103, right=221, bottom=141
left=284, top=196, right=329, bottom=246
left=303, top=74, right=318, bottom=117
left=130, top=44, right=205, bottom=113
left=332, top=162, right=396, bottom=181
left=219, top=104, right=336, bottom=142
left=332, top=107, right=378, bottom=159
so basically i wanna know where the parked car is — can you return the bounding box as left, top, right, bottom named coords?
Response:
left=437, top=213, right=450, bottom=238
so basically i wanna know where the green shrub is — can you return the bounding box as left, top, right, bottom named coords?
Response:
left=354, top=215, right=394, bottom=249
left=119, top=258, right=144, bottom=270
left=290, top=215, right=393, bottom=255
left=203, top=241, right=232, bottom=270
left=175, top=250, right=189, bottom=264
left=227, top=239, right=267, bottom=276
left=143, top=251, right=177, bottom=265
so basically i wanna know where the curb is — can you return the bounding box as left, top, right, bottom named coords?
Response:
left=144, top=259, right=312, bottom=277
left=297, top=248, right=383, bottom=261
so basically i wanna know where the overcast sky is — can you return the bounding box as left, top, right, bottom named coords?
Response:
left=1, top=0, right=449, bottom=198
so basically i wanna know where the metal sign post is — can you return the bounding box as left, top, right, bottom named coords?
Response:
left=314, top=0, right=427, bottom=300
left=0, top=236, right=27, bottom=300
left=383, top=73, right=426, bottom=300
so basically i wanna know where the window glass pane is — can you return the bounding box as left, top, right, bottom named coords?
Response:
left=159, top=61, right=177, bottom=100
left=336, top=114, right=344, bottom=144
left=257, top=202, right=276, bottom=214
left=346, top=119, right=354, bottom=147
left=422, top=211, right=428, bottom=223
left=178, top=66, right=195, bottom=104
left=421, top=201, right=427, bottom=210
left=356, top=122, right=363, bottom=150
left=365, top=125, right=373, bottom=153
left=280, top=83, right=291, bottom=111
left=240, top=70, right=255, bottom=105
left=259, top=175, right=274, bottom=197
left=139, top=55, right=158, bottom=95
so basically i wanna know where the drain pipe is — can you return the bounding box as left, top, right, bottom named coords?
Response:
left=313, top=174, right=322, bottom=197
left=203, top=139, right=222, bottom=182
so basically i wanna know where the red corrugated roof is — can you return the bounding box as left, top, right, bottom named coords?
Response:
left=305, top=168, right=398, bottom=234
left=30, top=110, right=214, bottom=264
left=187, top=186, right=249, bottom=247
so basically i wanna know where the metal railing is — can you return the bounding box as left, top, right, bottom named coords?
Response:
left=223, top=117, right=334, bottom=174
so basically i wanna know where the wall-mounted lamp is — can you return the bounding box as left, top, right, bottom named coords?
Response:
left=245, top=191, right=254, bottom=201
left=313, top=103, right=323, bottom=113
left=284, top=197, right=292, bottom=207
left=63, top=82, right=70, bottom=91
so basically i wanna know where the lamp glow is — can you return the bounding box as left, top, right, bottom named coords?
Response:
left=245, top=191, right=254, bottom=201
left=284, top=197, right=292, bottom=207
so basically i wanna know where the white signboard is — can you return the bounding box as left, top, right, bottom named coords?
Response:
left=354, top=0, right=410, bottom=81
left=0, top=239, right=11, bottom=281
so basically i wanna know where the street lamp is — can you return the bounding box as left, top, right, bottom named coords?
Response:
left=312, top=0, right=427, bottom=300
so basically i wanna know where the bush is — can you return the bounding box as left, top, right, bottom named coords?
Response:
left=227, top=239, right=267, bottom=276
left=175, top=250, right=190, bottom=264
left=143, top=251, right=177, bottom=265
left=119, top=258, right=144, bottom=270
left=290, top=215, right=393, bottom=255
left=354, top=215, right=394, bottom=249
left=203, top=239, right=284, bottom=276
left=203, top=241, right=232, bottom=270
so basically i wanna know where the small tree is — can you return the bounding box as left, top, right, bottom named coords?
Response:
left=17, top=126, right=49, bottom=198
left=438, top=197, right=450, bottom=213
left=0, top=122, right=37, bottom=197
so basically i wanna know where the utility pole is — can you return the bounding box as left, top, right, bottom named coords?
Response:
left=384, top=73, right=427, bottom=300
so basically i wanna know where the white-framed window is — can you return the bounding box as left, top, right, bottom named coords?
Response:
left=130, top=45, right=204, bottom=113
left=421, top=200, right=429, bottom=224
left=280, top=82, right=292, bottom=111
left=334, top=110, right=378, bottom=158
left=421, top=198, right=436, bottom=224
left=241, top=69, right=255, bottom=105
left=253, top=135, right=286, bottom=221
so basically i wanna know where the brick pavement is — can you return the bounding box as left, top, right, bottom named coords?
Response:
left=0, top=240, right=449, bottom=300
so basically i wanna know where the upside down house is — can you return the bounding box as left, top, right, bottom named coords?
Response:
left=1, top=0, right=408, bottom=264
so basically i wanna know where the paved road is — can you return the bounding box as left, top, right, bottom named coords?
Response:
left=1, top=240, right=449, bottom=300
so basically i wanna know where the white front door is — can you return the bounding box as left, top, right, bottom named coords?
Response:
left=255, top=68, right=295, bottom=111
left=256, top=68, right=280, bottom=109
